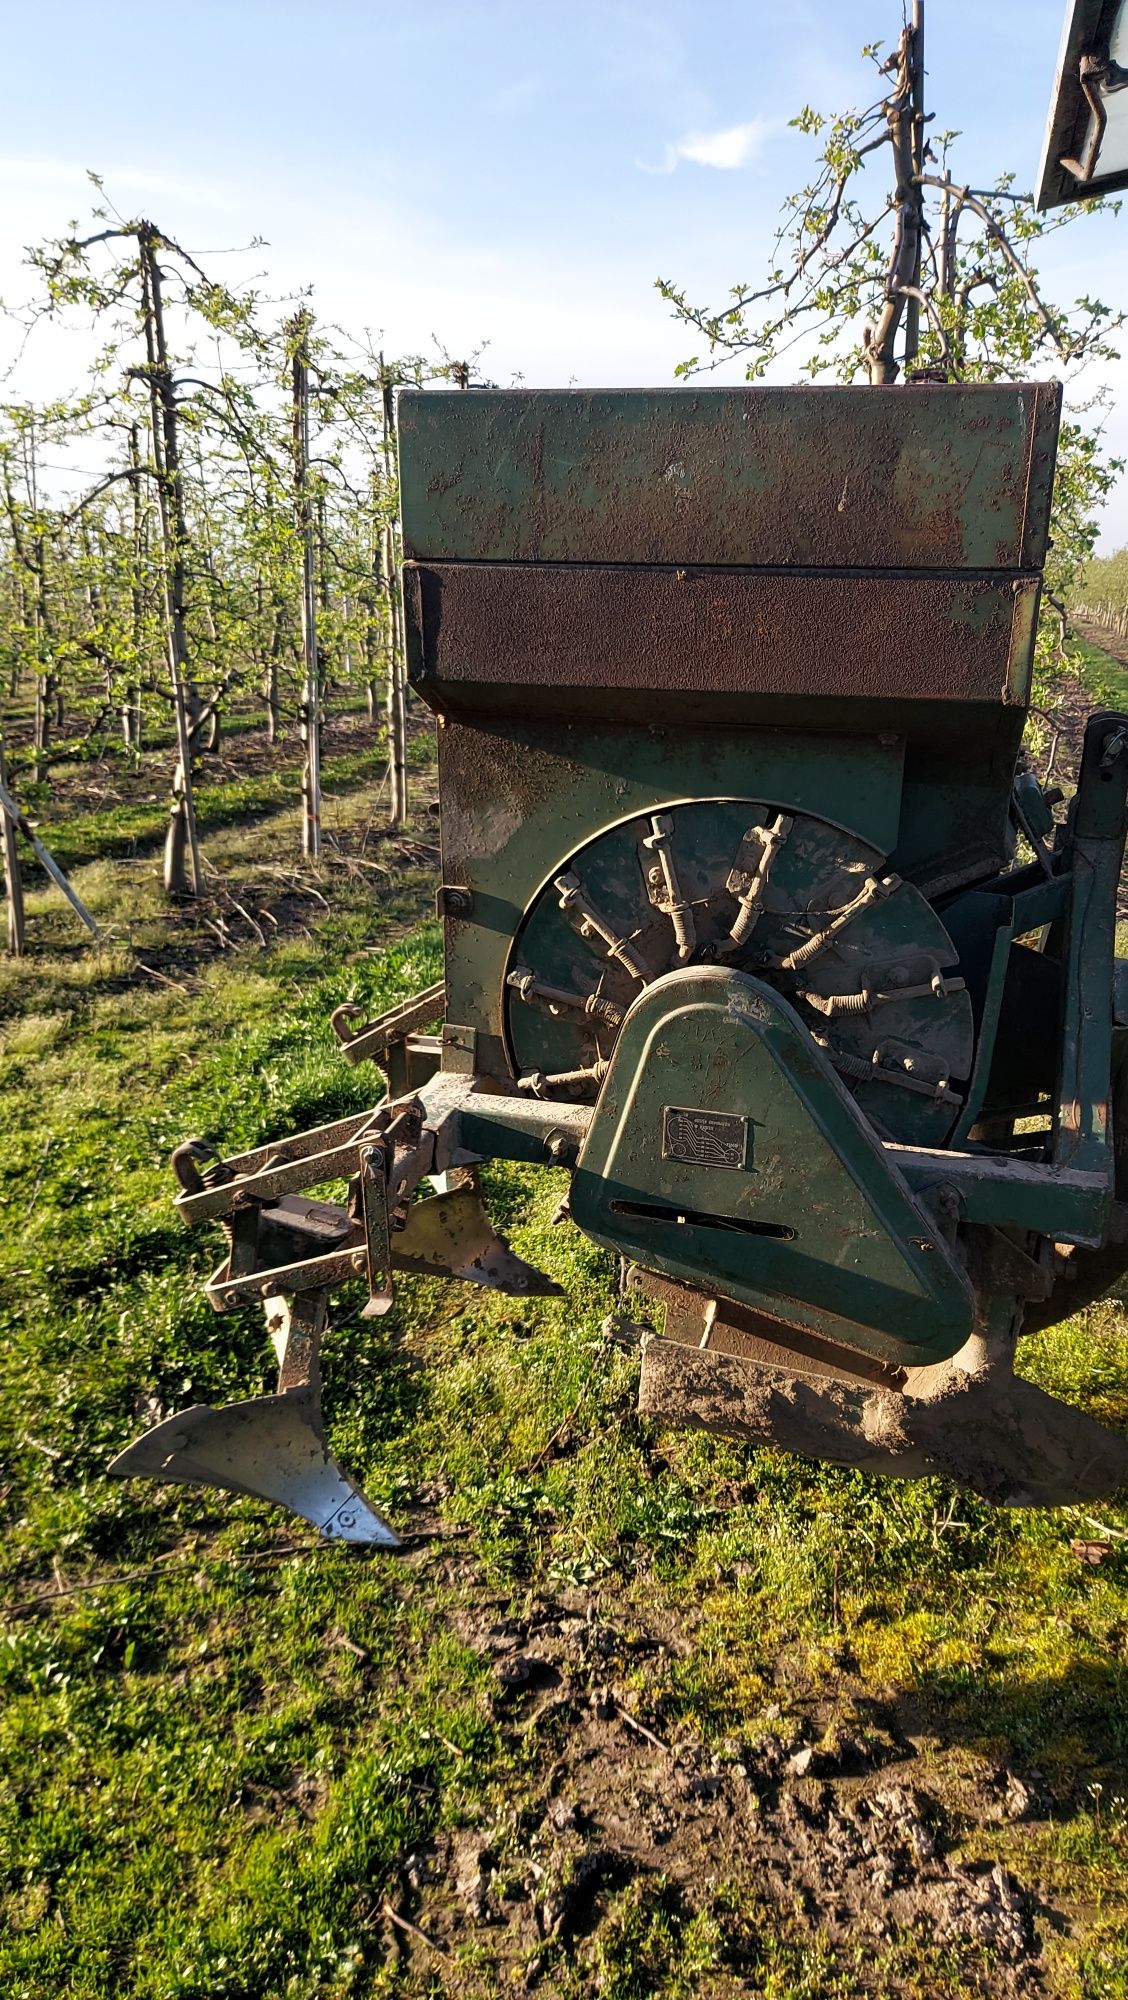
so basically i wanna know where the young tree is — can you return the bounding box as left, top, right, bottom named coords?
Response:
left=1, top=411, right=62, bottom=782
left=22, top=198, right=270, bottom=893
left=289, top=310, right=321, bottom=858
left=657, top=0, right=1125, bottom=665
left=1, top=185, right=478, bottom=924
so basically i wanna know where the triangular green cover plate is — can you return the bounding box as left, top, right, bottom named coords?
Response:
left=571, top=968, right=974, bottom=1366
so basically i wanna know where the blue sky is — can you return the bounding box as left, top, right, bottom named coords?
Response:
left=3, top=0, right=1127, bottom=544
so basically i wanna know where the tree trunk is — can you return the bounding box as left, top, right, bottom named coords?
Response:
left=316, top=488, right=332, bottom=722
left=291, top=314, right=321, bottom=859
left=139, top=226, right=203, bottom=899
left=364, top=474, right=382, bottom=730
left=33, top=672, right=51, bottom=782
left=30, top=528, right=57, bottom=784
left=121, top=691, right=140, bottom=752
left=862, top=20, right=924, bottom=384
left=901, top=1, right=925, bottom=373
left=265, top=660, right=280, bottom=744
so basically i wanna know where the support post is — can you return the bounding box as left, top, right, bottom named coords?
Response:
left=0, top=772, right=99, bottom=938
left=0, top=728, right=26, bottom=955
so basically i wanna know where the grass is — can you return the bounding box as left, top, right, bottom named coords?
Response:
left=24, top=734, right=429, bottom=877
left=1, top=689, right=1128, bottom=1996
left=1065, top=636, right=1128, bottom=713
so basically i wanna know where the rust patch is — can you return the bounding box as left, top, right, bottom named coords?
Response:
left=407, top=561, right=1038, bottom=711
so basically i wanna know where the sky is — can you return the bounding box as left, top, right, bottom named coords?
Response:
left=2, top=0, right=1127, bottom=546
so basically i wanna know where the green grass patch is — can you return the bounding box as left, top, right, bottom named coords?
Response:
left=1068, top=636, right=1128, bottom=711
left=30, top=740, right=391, bottom=875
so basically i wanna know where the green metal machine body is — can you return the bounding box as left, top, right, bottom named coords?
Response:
left=111, top=384, right=1128, bottom=1541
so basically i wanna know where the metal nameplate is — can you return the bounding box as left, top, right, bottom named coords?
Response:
left=662, top=1106, right=749, bottom=1170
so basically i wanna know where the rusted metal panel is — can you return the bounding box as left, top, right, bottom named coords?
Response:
left=405, top=561, right=1040, bottom=714
left=398, top=384, right=1061, bottom=572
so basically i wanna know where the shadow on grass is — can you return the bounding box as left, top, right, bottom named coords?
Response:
left=893, top=1650, right=1128, bottom=1808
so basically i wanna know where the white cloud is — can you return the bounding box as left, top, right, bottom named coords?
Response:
left=677, top=120, right=766, bottom=169
left=638, top=119, right=768, bottom=175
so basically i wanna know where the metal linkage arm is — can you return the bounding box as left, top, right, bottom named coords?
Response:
left=175, top=1099, right=432, bottom=1319
left=330, top=980, right=446, bottom=1067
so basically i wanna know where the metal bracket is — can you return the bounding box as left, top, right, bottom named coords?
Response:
left=555, top=870, right=650, bottom=981
left=724, top=813, right=793, bottom=951
left=641, top=813, right=697, bottom=961
left=441, top=1022, right=478, bottom=1074
left=359, top=1143, right=394, bottom=1318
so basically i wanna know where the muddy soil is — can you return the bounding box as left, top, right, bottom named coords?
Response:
left=365, top=1548, right=1082, bottom=1997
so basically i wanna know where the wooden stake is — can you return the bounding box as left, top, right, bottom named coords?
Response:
left=0, top=728, right=26, bottom=955
left=0, top=772, right=99, bottom=938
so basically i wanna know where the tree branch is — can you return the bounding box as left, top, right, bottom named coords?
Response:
left=917, top=175, right=1069, bottom=355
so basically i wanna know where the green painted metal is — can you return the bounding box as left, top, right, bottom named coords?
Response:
left=435, top=730, right=906, bottom=1086
left=570, top=967, right=975, bottom=1366
left=889, top=1149, right=1109, bottom=1244
left=947, top=897, right=1017, bottom=1147
left=504, top=797, right=972, bottom=1150
left=400, top=387, right=1128, bottom=1347
left=400, top=387, right=1128, bottom=1351
left=1052, top=712, right=1128, bottom=1182
left=398, top=385, right=1061, bottom=571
